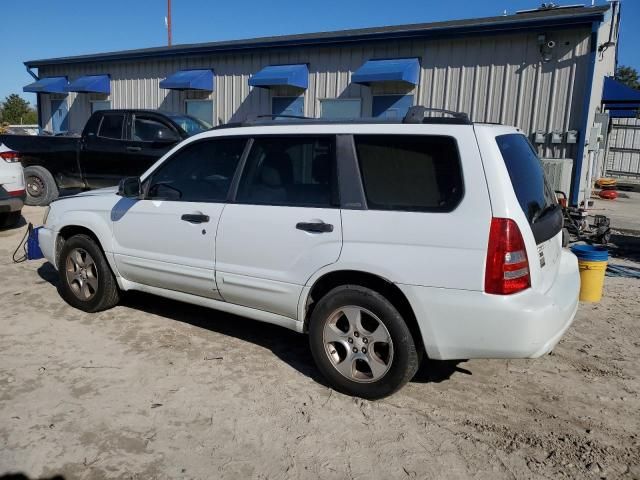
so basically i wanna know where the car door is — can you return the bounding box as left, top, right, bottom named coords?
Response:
left=124, top=114, right=183, bottom=176
left=111, top=136, right=248, bottom=298
left=81, top=112, right=128, bottom=188
left=215, top=135, right=342, bottom=319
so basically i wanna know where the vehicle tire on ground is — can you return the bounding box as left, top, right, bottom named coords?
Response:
left=57, top=234, right=120, bottom=312
left=0, top=211, right=21, bottom=229
left=308, top=285, right=421, bottom=399
left=24, top=165, right=59, bottom=206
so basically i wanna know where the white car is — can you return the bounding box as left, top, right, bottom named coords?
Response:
left=38, top=108, right=580, bottom=399
left=0, top=143, right=26, bottom=228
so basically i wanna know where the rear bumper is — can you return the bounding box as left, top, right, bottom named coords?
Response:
left=0, top=194, right=24, bottom=213
left=399, top=250, right=580, bottom=360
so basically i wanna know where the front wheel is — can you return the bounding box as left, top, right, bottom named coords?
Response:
left=57, top=234, right=120, bottom=312
left=308, top=285, right=420, bottom=399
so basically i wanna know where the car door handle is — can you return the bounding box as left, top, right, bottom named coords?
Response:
left=126, top=146, right=142, bottom=152
left=181, top=213, right=210, bottom=224
left=296, top=221, right=333, bottom=233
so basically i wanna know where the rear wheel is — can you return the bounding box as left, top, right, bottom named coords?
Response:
left=58, top=234, right=120, bottom=312
left=308, top=285, right=420, bottom=399
left=24, top=166, right=59, bottom=206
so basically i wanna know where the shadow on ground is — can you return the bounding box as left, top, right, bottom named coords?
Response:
left=0, top=474, right=64, bottom=480
left=37, top=261, right=467, bottom=388
left=608, top=233, right=640, bottom=263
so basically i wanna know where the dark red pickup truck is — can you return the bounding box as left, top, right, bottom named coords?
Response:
left=0, top=109, right=209, bottom=205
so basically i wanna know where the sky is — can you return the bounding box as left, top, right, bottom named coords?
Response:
left=1, top=0, right=638, bottom=106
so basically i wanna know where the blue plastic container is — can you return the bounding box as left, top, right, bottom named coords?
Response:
left=26, top=226, right=44, bottom=260
left=570, top=244, right=609, bottom=262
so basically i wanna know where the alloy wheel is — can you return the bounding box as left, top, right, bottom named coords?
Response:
left=323, top=306, right=394, bottom=383
left=65, top=248, right=99, bottom=300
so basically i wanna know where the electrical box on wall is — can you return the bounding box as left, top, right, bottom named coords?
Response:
left=551, top=131, right=563, bottom=144
left=566, top=130, right=578, bottom=144
left=534, top=131, right=546, bottom=144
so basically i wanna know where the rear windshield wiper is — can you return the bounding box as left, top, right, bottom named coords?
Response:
left=531, top=203, right=559, bottom=224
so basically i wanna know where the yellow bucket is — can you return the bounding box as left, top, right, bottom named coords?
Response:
left=571, top=245, right=608, bottom=303
left=577, top=260, right=607, bottom=302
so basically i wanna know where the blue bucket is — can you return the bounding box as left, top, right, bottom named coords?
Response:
left=570, top=244, right=609, bottom=262
left=26, top=225, right=44, bottom=260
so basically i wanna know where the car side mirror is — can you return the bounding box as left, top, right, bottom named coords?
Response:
left=117, top=176, right=141, bottom=198
left=154, top=129, right=180, bottom=143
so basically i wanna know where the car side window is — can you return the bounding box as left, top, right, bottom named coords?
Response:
left=97, top=114, right=125, bottom=140
left=354, top=134, right=463, bottom=212
left=146, top=138, right=246, bottom=202
left=236, top=136, right=337, bottom=207
left=133, top=116, right=178, bottom=142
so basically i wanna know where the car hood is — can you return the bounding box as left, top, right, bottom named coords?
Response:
left=71, top=186, right=119, bottom=198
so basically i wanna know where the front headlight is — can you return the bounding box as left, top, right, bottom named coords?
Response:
left=42, top=206, right=50, bottom=225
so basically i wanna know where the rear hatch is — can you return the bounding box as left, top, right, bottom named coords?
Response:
left=495, top=133, right=563, bottom=293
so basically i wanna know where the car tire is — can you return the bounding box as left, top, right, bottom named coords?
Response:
left=308, top=285, right=420, bottom=399
left=57, top=234, right=120, bottom=312
left=0, top=211, right=21, bottom=229
left=24, top=165, right=59, bottom=206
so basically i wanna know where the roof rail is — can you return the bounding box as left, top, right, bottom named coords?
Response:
left=403, top=106, right=471, bottom=125
left=245, top=113, right=310, bottom=123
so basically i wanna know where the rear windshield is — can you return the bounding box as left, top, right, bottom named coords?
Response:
left=495, top=133, right=557, bottom=224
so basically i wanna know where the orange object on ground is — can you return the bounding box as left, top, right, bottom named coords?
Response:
left=598, top=190, right=618, bottom=200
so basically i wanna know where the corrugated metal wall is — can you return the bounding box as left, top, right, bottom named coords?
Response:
left=606, top=117, right=640, bottom=178
left=39, top=27, right=591, bottom=160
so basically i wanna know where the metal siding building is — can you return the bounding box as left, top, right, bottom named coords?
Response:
left=25, top=4, right=620, bottom=204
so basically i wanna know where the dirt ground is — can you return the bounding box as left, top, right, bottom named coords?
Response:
left=1, top=206, right=639, bottom=480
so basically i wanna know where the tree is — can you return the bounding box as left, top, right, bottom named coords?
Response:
left=615, top=65, right=640, bottom=90
left=0, top=94, right=37, bottom=124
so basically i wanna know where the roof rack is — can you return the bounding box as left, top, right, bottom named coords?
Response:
left=403, top=106, right=471, bottom=125
left=245, top=113, right=311, bottom=123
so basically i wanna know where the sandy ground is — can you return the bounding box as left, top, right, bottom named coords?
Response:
left=1, top=206, right=639, bottom=480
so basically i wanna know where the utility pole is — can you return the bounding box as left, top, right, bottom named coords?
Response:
left=167, top=0, right=172, bottom=46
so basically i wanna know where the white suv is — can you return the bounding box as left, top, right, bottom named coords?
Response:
left=39, top=108, right=580, bottom=399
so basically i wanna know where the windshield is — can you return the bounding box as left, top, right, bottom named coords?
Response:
left=167, top=114, right=211, bottom=136
left=495, top=133, right=557, bottom=224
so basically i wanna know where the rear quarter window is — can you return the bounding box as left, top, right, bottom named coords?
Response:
left=354, top=135, right=463, bottom=212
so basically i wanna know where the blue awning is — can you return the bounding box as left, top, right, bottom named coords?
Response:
left=160, top=69, right=214, bottom=91
left=602, top=77, right=640, bottom=104
left=249, top=64, right=308, bottom=89
left=23, top=76, right=68, bottom=94
left=352, top=58, right=420, bottom=86
left=66, top=75, right=110, bottom=94
left=609, top=109, right=638, bottom=119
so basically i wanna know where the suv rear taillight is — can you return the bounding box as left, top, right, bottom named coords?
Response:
left=485, top=217, right=531, bottom=295
left=0, top=151, right=21, bottom=163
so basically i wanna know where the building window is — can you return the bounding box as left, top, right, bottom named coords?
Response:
left=272, top=96, right=304, bottom=120
left=372, top=95, right=414, bottom=120
left=320, top=99, right=361, bottom=119
left=186, top=99, right=214, bottom=127
left=91, top=100, right=111, bottom=114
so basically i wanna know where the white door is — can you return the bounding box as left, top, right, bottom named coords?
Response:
left=215, top=136, right=342, bottom=318
left=112, top=137, right=248, bottom=298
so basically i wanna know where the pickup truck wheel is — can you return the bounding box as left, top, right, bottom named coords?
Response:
left=308, top=285, right=420, bottom=399
left=58, top=234, right=120, bottom=312
left=24, top=166, right=59, bottom=206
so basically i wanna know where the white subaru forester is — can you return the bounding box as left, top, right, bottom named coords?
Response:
left=39, top=108, right=580, bottom=399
